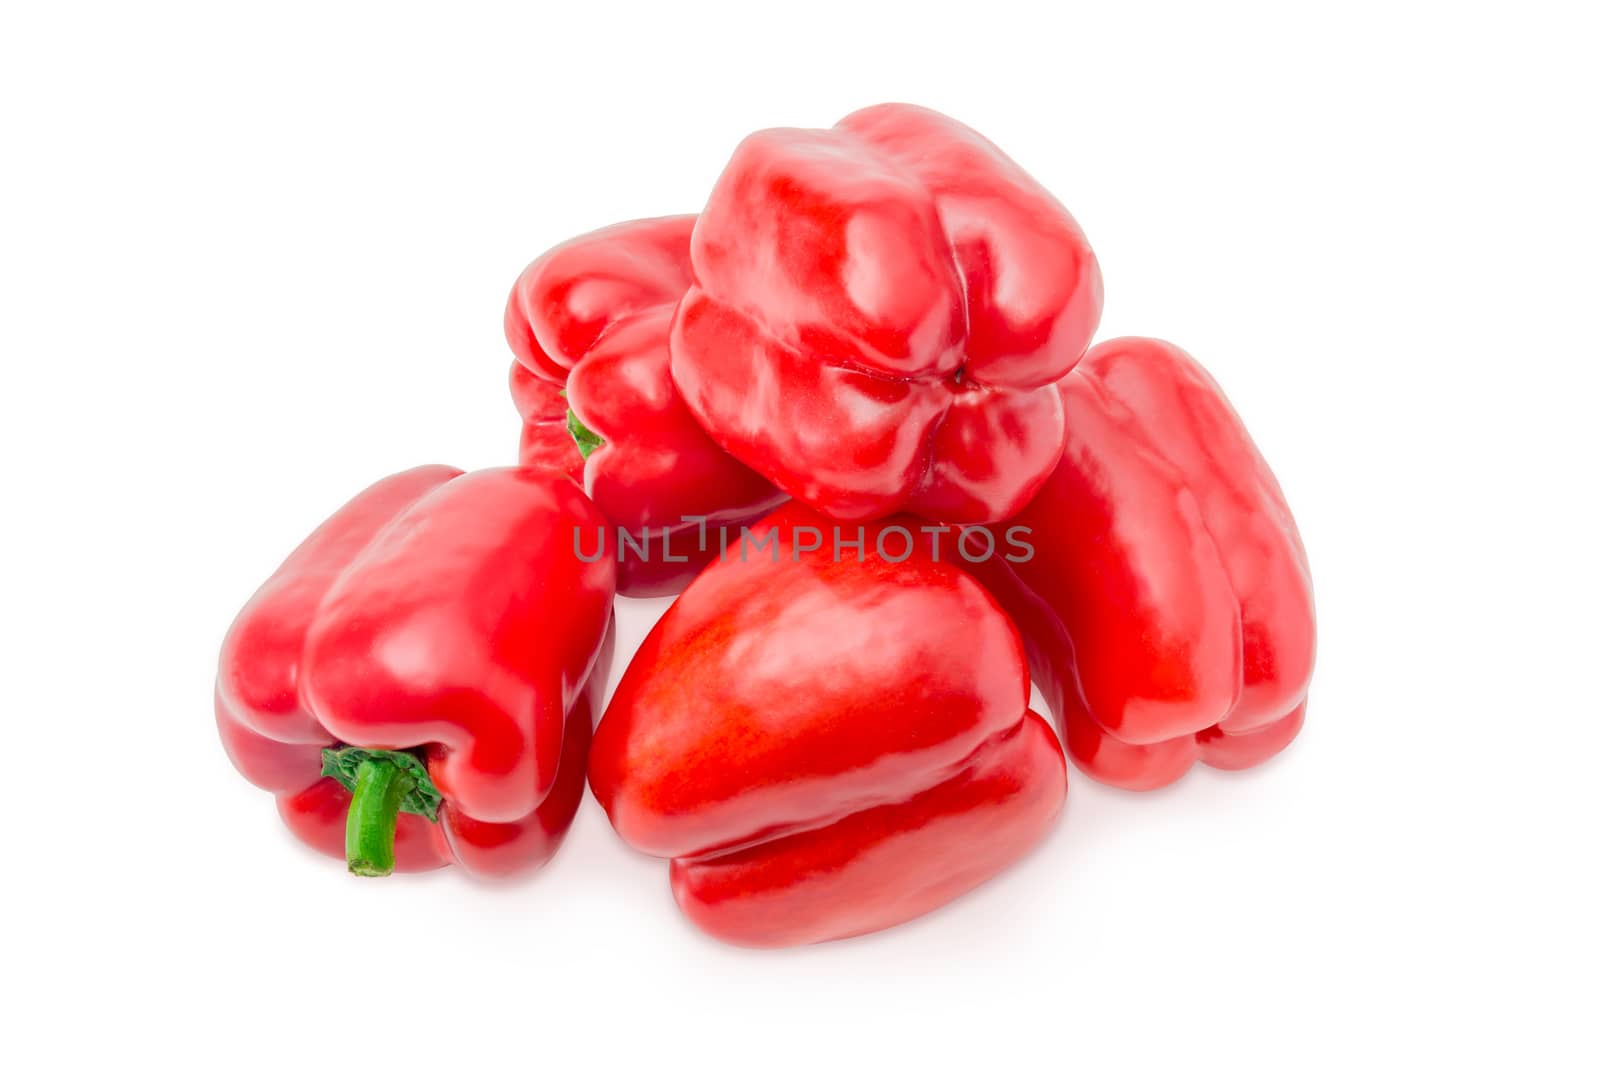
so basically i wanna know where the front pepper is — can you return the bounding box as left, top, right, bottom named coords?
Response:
left=974, top=338, right=1316, bottom=790
left=507, top=216, right=785, bottom=596
left=215, top=466, right=616, bottom=876
left=669, top=103, right=1103, bottom=523
left=588, top=503, right=1066, bottom=947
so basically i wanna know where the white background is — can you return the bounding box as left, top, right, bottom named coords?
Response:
left=4, top=2, right=1596, bottom=1075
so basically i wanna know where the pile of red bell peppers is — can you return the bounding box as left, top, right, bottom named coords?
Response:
left=216, top=104, right=1315, bottom=947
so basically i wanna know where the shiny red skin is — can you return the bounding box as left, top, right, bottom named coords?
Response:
left=670, top=103, right=1103, bottom=523
left=506, top=216, right=784, bottom=596
left=589, top=503, right=1067, bottom=947
left=215, top=466, right=616, bottom=876
left=975, top=338, right=1315, bottom=790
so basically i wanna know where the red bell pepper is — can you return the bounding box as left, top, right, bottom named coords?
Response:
left=215, top=466, right=616, bottom=876
left=669, top=103, right=1103, bottom=523
left=974, top=338, right=1316, bottom=790
left=588, top=503, right=1066, bottom=947
left=507, top=215, right=785, bottom=596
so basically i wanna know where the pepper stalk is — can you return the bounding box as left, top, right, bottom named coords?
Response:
left=319, top=746, right=442, bottom=876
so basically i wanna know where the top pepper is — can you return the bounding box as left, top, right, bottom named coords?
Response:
left=670, top=103, right=1103, bottom=523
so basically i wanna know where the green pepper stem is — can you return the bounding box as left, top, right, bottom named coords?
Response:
left=567, top=407, right=604, bottom=459
left=345, top=757, right=417, bottom=877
